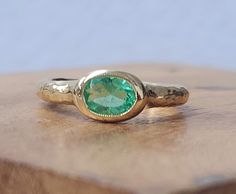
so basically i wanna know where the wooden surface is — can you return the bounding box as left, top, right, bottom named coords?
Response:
left=0, top=64, right=236, bottom=194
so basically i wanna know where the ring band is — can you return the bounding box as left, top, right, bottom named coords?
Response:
left=37, top=70, right=189, bottom=122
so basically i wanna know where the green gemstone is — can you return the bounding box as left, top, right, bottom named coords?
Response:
left=83, top=76, right=137, bottom=116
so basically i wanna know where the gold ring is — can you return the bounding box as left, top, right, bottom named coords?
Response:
left=37, top=70, right=189, bottom=122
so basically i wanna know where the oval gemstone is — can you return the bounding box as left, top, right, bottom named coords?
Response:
left=83, top=76, right=137, bottom=116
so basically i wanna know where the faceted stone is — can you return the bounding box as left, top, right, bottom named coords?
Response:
left=83, top=76, right=137, bottom=116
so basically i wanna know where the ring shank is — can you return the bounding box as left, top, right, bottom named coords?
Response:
left=144, top=82, right=189, bottom=107
left=37, top=79, right=189, bottom=107
left=37, top=78, right=77, bottom=105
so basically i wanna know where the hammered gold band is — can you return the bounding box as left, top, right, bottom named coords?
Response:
left=37, top=70, right=189, bottom=122
left=37, top=79, right=189, bottom=107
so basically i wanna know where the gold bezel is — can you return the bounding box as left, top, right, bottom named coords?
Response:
left=72, top=70, right=147, bottom=122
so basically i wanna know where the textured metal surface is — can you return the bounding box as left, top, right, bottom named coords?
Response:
left=37, top=78, right=77, bottom=105
left=144, top=82, right=189, bottom=107
left=37, top=71, right=189, bottom=122
left=38, top=80, right=189, bottom=107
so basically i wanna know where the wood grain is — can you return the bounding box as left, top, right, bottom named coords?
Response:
left=0, top=64, right=236, bottom=194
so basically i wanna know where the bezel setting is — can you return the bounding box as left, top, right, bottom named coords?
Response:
left=73, top=70, right=147, bottom=122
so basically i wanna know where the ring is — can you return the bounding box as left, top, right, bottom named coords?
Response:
left=37, top=70, right=189, bottom=122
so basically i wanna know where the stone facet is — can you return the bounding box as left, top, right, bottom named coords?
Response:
left=83, top=76, right=137, bottom=116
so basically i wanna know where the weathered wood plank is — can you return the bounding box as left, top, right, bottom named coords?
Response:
left=0, top=64, right=236, bottom=194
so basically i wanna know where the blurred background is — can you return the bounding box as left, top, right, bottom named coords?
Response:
left=0, top=0, right=235, bottom=74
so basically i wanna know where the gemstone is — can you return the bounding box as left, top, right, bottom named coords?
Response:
left=83, top=76, right=137, bottom=116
